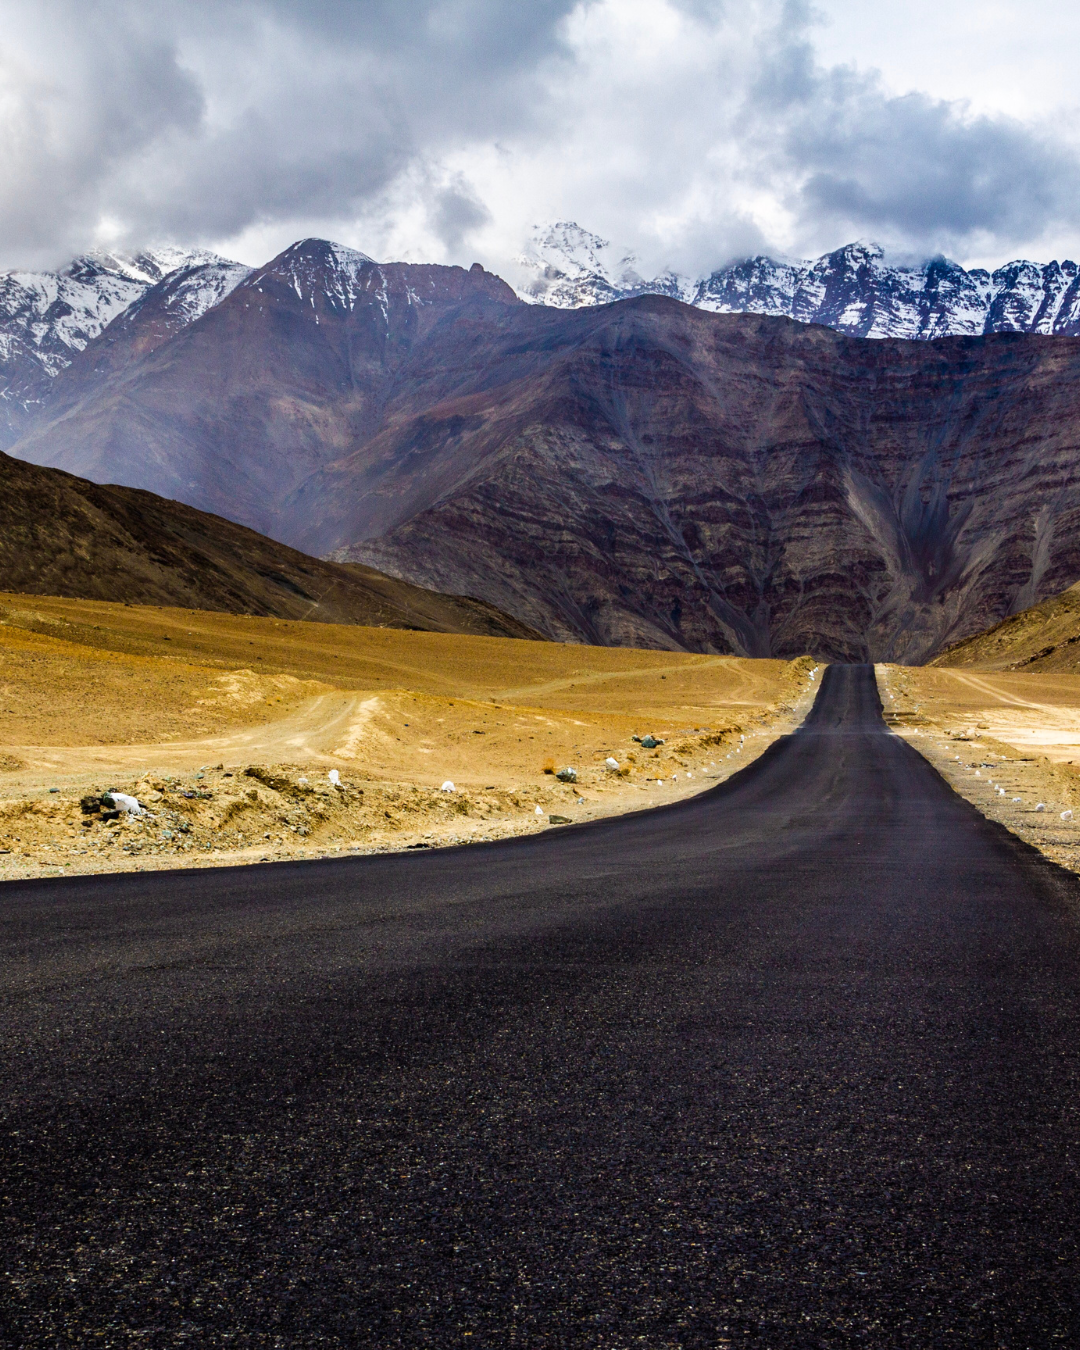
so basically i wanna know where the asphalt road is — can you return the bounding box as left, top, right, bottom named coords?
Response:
left=3, top=664, right=1080, bottom=1348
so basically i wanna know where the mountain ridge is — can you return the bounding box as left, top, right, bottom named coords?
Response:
left=8, top=224, right=1080, bottom=451
left=519, top=223, right=1080, bottom=339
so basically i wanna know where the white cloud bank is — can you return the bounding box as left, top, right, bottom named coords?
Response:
left=0, top=0, right=1076, bottom=275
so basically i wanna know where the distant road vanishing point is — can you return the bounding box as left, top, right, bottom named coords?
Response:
left=3, top=665, right=1080, bottom=1345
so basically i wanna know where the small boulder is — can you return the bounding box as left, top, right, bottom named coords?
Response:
left=555, top=766, right=578, bottom=783
left=441, top=781, right=455, bottom=792
left=103, top=791, right=149, bottom=817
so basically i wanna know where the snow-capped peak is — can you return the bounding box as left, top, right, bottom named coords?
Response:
left=249, top=238, right=380, bottom=311
left=0, top=245, right=247, bottom=444
left=518, top=222, right=690, bottom=308
left=114, top=257, right=254, bottom=333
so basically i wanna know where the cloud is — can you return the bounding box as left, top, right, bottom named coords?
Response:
left=742, top=16, right=1080, bottom=257
left=0, top=0, right=578, bottom=268
left=469, top=0, right=1080, bottom=274
left=0, top=0, right=1077, bottom=273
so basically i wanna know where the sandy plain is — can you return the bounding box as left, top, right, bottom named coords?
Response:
left=0, top=593, right=819, bottom=881
left=876, top=663, right=1080, bottom=876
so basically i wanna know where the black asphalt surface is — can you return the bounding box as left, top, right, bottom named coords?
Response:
left=4, top=664, right=1080, bottom=1347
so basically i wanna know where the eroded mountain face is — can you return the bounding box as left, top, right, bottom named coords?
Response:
left=12, top=239, right=1080, bottom=663
left=318, top=304, right=1080, bottom=663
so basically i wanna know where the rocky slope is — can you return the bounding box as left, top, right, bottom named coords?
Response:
left=0, top=448, right=540, bottom=639
left=14, top=239, right=1080, bottom=663
left=520, top=224, right=1080, bottom=339
left=0, top=247, right=248, bottom=446
left=927, top=581, right=1080, bottom=673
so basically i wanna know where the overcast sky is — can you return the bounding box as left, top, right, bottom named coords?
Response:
left=1, top=0, right=1078, bottom=277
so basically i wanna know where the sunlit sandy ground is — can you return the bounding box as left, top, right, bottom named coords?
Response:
left=0, top=593, right=818, bottom=880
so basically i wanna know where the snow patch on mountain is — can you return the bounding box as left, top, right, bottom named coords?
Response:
left=0, top=247, right=246, bottom=444
left=117, top=258, right=253, bottom=334
left=251, top=238, right=378, bottom=312
left=0, top=247, right=233, bottom=373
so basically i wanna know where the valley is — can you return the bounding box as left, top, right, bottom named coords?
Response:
left=9, top=240, right=1080, bottom=663
left=8, top=232, right=1080, bottom=882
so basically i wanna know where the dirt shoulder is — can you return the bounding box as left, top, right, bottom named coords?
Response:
left=876, top=663, right=1080, bottom=876
left=0, top=595, right=820, bottom=880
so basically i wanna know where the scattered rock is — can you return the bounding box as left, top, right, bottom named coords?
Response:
left=548, top=815, right=572, bottom=825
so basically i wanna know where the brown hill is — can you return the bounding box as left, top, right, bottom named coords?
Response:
left=928, top=581, right=1080, bottom=672
left=0, top=448, right=542, bottom=639
left=12, top=238, right=1080, bottom=661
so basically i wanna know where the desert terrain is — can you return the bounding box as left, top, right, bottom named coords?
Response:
left=0, top=592, right=819, bottom=880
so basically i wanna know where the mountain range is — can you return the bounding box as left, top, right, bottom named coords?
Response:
left=9, top=235, right=1080, bottom=664
left=8, top=220, right=1080, bottom=439
left=519, top=223, right=1080, bottom=339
